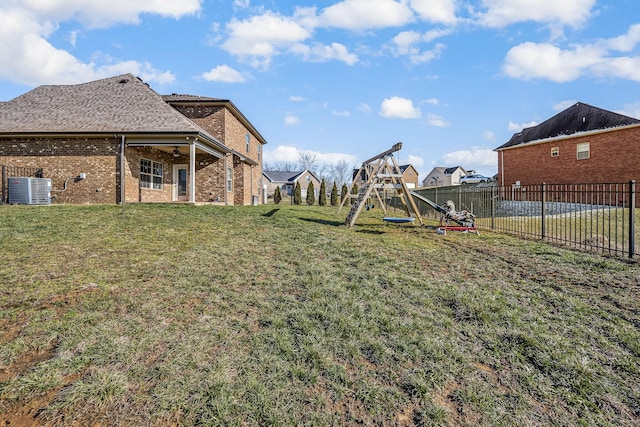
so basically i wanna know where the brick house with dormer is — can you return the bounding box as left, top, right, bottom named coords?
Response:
left=495, top=102, right=640, bottom=187
left=0, top=74, right=267, bottom=205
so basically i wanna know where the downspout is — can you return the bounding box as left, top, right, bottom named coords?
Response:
left=120, top=134, right=125, bottom=214
left=500, top=150, right=504, bottom=186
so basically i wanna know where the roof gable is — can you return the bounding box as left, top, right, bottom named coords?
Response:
left=497, top=102, right=640, bottom=150
left=0, top=74, right=209, bottom=135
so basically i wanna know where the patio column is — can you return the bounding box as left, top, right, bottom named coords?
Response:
left=189, top=140, right=196, bottom=203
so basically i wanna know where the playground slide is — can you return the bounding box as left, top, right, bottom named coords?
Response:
left=408, top=191, right=448, bottom=215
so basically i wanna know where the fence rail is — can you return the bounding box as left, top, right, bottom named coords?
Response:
left=405, top=181, right=638, bottom=259
left=1, top=165, right=44, bottom=204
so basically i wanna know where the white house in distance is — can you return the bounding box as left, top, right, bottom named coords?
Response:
left=422, top=166, right=468, bottom=187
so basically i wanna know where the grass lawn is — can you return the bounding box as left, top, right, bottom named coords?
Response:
left=1, top=203, right=639, bottom=426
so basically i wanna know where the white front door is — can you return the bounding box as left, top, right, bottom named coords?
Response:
left=173, top=164, right=189, bottom=201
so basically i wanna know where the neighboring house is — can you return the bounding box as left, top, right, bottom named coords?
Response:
left=422, top=166, right=467, bottom=187
left=399, top=164, right=419, bottom=189
left=353, top=164, right=418, bottom=188
left=0, top=74, right=267, bottom=205
left=495, top=102, right=640, bottom=187
left=262, top=169, right=321, bottom=199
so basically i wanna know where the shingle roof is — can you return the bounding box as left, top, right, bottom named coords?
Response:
left=0, top=74, right=211, bottom=135
left=263, top=170, right=301, bottom=183
left=496, top=102, right=640, bottom=150
left=162, top=94, right=226, bottom=102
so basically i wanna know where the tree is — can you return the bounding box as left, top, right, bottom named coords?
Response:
left=294, top=181, right=302, bottom=205
left=318, top=179, right=327, bottom=206
left=351, top=183, right=359, bottom=205
left=273, top=186, right=282, bottom=204
left=306, top=182, right=315, bottom=206
left=330, top=182, right=339, bottom=206
left=341, top=183, right=348, bottom=203
left=298, top=151, right=318, bottom=173
left=331, top=160, right=353, bottom=186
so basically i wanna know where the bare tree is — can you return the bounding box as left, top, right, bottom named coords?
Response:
left=298, top=151, right=319, bottom=173
left=330, top=159, right=354, bottom=186
left=263, top=161, right=297, bottom=171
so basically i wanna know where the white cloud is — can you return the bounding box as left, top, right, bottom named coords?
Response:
left=553, top=100, right=577, bottom=111
left=318, top=0, right=414, bottom=30
left=424, top=98, right=439, bottom=105
left=289, top=95, right=305, bottom=102
left=284, top=114, right=300, bottom=126
left=221, top=12, right=312, bottom=69
left=390, top=30, right=448, bottom=64
left=409, top=0, right=458, bottom=24
left=426, top=112, right=450, bottom=127
left=441, top=148, right=498, bottom=172
left=502, top=24, right=640, bottom=83
left=290, top=42, right=359, bottom=65
left=606, top=23, right=640, bottom=52
left=358, top=103, right=372, bottom=113
left=0, top=1, right=199, bottom=87
left=332, top=110, right=351, bottom=117
left=482, top=131, right=496, bottom=143
left=407, top=154, right=424, bottom=167
left=478, top=0, right=596, bottom=29
left=379, top=96, right=422, bottom=119
left=201, top=65, right=247, bottom=83
left=502, top=42, right=604, bottom=82
left=508, top=120, right=538, bottom=132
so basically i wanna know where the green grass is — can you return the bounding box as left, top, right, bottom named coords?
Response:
left=1, top=203, right=639, bottom=426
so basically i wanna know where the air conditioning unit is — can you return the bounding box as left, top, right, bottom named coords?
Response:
left=8, top=177, right=51, bottom=205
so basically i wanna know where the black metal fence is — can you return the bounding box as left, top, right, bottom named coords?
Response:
left=403, top=181, right=638, bottom=259
left=1, top=165, right=44, bottom=204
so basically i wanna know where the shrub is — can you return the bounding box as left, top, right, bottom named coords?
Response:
left=274, top=186, right=282, bottom=204
left=306, top=182, right=315, bottom=206
left=294, top=182, right=302, bottom=205
left=330, top=182, right=339, bottom=206
left=319, top=180, right=327, bottom=206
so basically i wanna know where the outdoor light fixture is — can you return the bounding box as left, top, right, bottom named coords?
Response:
left=173, top=147, right=180, bottom=157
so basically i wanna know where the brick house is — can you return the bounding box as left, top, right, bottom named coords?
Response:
left=0, top=74, right=266, bottom=205
left=421, top=166, right=467, bottom=187
left=262, top=169, right=321, bottom=199
left=495, top=102, right=640, bottom=187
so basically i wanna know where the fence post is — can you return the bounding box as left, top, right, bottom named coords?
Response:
left=630, top=180, right=636, bottom=258
left=541, top=182, right=546, bottom=240
left=491, top=186, right=496, bottom=230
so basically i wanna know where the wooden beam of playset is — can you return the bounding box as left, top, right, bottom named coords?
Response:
left=361, top=142, right=402, bottom=166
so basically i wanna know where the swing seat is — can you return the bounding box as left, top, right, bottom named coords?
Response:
left=383, top=217, right=415, bottom=223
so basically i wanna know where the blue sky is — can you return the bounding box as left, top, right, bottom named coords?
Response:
left=1, top=0, right=639, bottom=181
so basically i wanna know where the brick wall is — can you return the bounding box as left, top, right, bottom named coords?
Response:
left=1, top=138, right=228, bottom=204
left=498, top=126, right=640, bottom=186
left=0, top=136, right=119, bottom=203
left=172, top=104, right=264, bottom=205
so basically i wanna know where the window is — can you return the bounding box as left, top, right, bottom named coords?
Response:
left=140, top=159, right=163, bottom=189
left=258, top=144, right=261, bottom=161
left=227, top=166, right=233, bottom=192
left=577, top=142, right=590, bottom=160
left=306, top=175, right=311, bottom=182
left=245, top=133, right=250, bottom=153
left=551, top=147, right=559, bottom=157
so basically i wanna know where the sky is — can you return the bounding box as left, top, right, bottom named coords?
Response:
left=1, top=0, right=639, bottom=181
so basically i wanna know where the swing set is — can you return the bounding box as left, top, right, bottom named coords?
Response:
left=337, top=142, right=478, bottom=234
